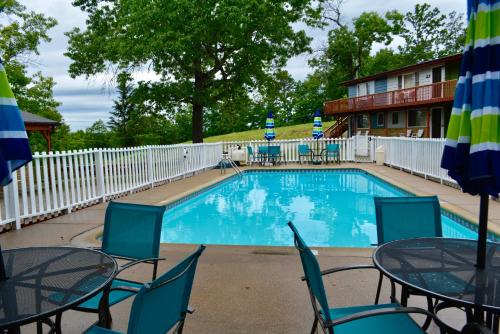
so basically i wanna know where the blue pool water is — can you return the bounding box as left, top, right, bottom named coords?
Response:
left=161, top=170, right=478, bottom=247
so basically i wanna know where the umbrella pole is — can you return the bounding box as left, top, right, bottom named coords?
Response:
left=0, top=245, right=7, bottom=280
left=476, top=193, right=489, bottom=269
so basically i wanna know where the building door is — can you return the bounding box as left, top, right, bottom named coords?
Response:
left=431, top=107, right=443, bottom=138
left=432, top=67, right=442, bottom=98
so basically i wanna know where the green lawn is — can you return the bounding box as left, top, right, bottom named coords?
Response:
left=202, top=121, right=335, bottom=142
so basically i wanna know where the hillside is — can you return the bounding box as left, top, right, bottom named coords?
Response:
left=202, top=121, right=335, bottom=142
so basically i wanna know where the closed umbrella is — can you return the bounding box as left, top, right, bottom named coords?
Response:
left=440, top=0, right=500, bottom=269
left=312, top=109, right=323, bottom=162
left=312, top=108, right=324, bottom=140
left=264, top=110, right=276, bottom=160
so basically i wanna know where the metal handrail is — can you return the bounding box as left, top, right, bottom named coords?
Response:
left=219, top=155, right=243, bottom=177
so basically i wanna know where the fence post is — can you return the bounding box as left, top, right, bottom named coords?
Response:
left=95, top=149, right=106, bottom=202
left=6, top=171, right=21, bottom=229
left=147, top=146, right=154, bottom=188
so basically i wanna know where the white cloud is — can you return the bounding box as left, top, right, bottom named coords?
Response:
left=19, top=0, right=466, bottom=130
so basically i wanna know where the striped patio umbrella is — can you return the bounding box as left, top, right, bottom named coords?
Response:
left=264, top=110, right=276, bottom=141
left=0, top=58, right=32, bottom=187
left=441, top=0, right=500, bottom=269
left=312, top=108, right=324, bottom=140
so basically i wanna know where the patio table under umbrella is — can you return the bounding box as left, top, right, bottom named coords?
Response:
left=441, top=0, right=500, bottom=269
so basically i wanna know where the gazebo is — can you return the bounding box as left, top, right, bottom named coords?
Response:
left=21, top=111, right=59, bottom=152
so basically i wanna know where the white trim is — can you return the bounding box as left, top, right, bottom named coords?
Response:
left=477, top=2, right=500, bottom=13
left=472, top=71, right=500, bottom=84
left=451, top=104, right=471, bottom=115
left=471, top=142, right=500, bottom=154
left=458, top=135, right=471, bottom=144
left=0, top=98, right=17, bottom=106
left=445, top=138, right=458, bottom=148
left=471, top=106, right=500, bottom=119
left=464, top=36, right=500, bottom=51
left=0, top=131, right=28, bottom=139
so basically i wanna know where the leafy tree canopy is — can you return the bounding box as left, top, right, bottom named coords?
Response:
left=66, top=0, right=322, bottom=142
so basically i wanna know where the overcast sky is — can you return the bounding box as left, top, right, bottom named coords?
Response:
left=21, top=0, right=466, bottom=131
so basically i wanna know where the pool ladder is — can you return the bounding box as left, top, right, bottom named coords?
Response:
left=219, top=155, right=243, bottom=177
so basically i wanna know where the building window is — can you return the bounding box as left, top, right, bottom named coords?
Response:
left=377, top=112, right=385, bottom=127
left=415, top=72, right=419, bottom=86
left=398, top=75, right=403, bottom=89
left=366, top=82, right=371, bottom=95
left=357, top=114, right=369, bottom=129
left=391, top=112, right=399, bottom=125
left=407, top=110, right=427, bottom=127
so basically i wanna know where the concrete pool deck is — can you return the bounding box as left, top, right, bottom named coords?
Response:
left=1, top=163, right=496, bottom=333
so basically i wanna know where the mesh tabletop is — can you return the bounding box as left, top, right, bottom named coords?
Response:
left=373, top=238, right=500, bottom=312
left=0, top=247, right=117, bottom=329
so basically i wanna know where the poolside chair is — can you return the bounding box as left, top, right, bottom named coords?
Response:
left=298, top=144, right=311, bottom=165
left=247, top=146, right=257, bottom=165
left=258, top=146, right=268, bottom=165
left=412, top=129, right=424, bottom=138
left=84, top=245, right=206, bottom=334
left=267, top=146, right=282, bottom=165
left=288, top=222, right=443, bottom=334
left=325, top=144, right=340, bottom=164
left=73, top=201, right=166, bottom=327
left=373, top=196, right=442, bottom=327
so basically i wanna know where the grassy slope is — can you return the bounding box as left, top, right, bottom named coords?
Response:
left=202, top=121, right=335, bottom=142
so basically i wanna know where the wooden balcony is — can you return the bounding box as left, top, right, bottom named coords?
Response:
left=324, top=79, right=457, bottom=115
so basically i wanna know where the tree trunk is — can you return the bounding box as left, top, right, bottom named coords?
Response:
left=192, top=61, right=204, bottom=143
left=192, top=102, right=203, bottom=143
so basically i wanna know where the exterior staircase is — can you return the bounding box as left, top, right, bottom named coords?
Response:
left=325, top=115, right=349, bottom=138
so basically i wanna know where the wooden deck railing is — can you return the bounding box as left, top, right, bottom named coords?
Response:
left=324, top=79, right=457, bottom=115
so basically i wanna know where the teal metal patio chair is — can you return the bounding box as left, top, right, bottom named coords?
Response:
left=84, top=245, right=206, bottom=334
left=268, top=145, right=283, bottom=165
left=288, top=222, right=443, bottom=334
left=373, top=196, right=443, bottom=329
left=258, top=146, right=268, bottom=165
left=325, top=144, right=340, bottom=164
left=74, top=201, right=166, bottom=327
left=298, top=144, right=311, bottom=165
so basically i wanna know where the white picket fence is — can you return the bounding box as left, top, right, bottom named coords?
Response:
left=372, top=137, right=456, bottom=185
left=0, top=137, right=456, bottom=230
left=0, top=143, right=223, bottom=229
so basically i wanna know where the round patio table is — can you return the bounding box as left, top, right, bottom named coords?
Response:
left=373, top=237, right=500, bottom=329
left=0, top=246, right=117, bottom=333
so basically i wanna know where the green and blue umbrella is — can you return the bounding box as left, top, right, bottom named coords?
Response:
left=441, top=0, right=500, bottom=268
left=264, top=110, right=276, bottom=141
left=0, top=58, right=32, bottom=186
left=312, top=108, right=324, bottom=140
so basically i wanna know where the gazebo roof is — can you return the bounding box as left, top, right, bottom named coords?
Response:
left=21, top=111, right=59, bottom=126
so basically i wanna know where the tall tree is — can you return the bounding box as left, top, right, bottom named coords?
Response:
left=65, top=0, right=321, bottom=142
left=108, top=72, right=136, bottom=146
left=387, top=4, right=466, bottom=63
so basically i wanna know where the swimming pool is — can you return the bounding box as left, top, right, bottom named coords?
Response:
left=161, top=169, right=479, bottom=247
